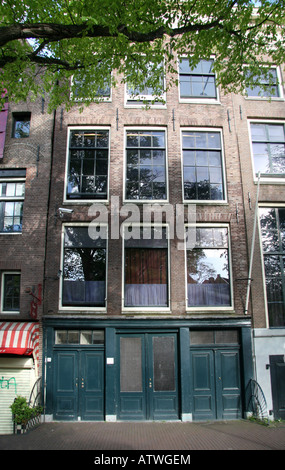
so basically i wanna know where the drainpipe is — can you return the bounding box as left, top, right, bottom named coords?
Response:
left=245, top=172, right=261, bottom=315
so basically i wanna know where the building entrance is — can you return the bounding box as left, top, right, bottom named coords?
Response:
left=117, top=333, right=179, bottom=420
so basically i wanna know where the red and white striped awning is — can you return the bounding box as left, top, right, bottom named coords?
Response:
left=0, top=322, right=39, bottom=358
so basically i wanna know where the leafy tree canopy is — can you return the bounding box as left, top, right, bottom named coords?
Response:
left=0, top=0, right=284, bottom=110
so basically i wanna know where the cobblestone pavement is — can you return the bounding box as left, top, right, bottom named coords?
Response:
left=0, top=420, right=284, bottom=451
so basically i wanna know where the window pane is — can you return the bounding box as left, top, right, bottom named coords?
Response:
left=153, top=336, right=175, bottom=391
left=3, top=274, right=20, bottom=311
left=120, top=337, right=142, bottom=392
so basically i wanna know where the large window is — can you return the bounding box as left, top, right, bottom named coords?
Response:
left=123, top=226, right=169, bottom=309
left=125, top=129, right=167, bottom=201
left=186, top=226, right=231, bottom=309
left=1, top=272, right=20, bottom=313
left=66, top=128, right=109, bottom=201
left=182, top=130, right=225, bottom=201
left=61, top=225, right=107, bottom=309
left=125, top=61, right=165, bottom=106
left=250, top=122, right=285, bottom=177
left=0, top=170, right=25, bottom=232
left=259, top=207, right=285, bottom=327
left=179, top=58, right=217, bottom=100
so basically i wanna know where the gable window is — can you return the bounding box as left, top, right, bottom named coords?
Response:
left=1, top=272, right=20, bottom=313
left=179, top=58, right=217, bottom=101
left=123, top=225, right=169, bottom=309
left=66, top=128, right=109, bottom=201
left=246, top=67, right=282, bottom=98
left=186, top=226, right=232, bottom=309
left=12, top=113, right=31, bottom=138
left=250, top=122, right=285, bottom=177
left=182, top=130, right=225, bottom=202
left=0, top=169, right=26, bottom=232
left=61, top=225, right=107, bottom=309
left=259, top=207, right=285, bottom=327
left=125, top=129, right=167, bottom=201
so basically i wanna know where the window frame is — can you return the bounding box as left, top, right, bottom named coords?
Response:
left=122, top=223, right=171, bottom=313
left=64, top=126, right=111, bottom=204
left=12, top=112, right=31, bottom=138
left=59, top=223, right=108, bottom=312
left=181, top=127, right=227, bottom=204
left=0, top=172, right=26, bottom=234
left=178, top=56, right=220, bottom=104
left=258, top=204, right=285, bottom=328
left=244, top=66, right=284, bottom=101
left=70, top=74, right=112, bottom=102
left=248, top=119, right=285, bottom=184
left=124, top=61, right=166, bottom=108
left=1, top=271, right=21, bottom=314
left=184, top=223, right=234, bottom=312
left=123, top=127, right=169, bottom=203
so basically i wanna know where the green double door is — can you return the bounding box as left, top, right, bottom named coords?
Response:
left=53, top=349, right=104, bottom=420
left=118, top=333, right=179, bottom=420
left=190, top=348, right=242, bottom=420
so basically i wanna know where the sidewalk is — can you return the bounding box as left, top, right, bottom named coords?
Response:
left=0, top=419, right=284, bottom=451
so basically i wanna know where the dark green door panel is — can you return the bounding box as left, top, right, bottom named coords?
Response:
left=53, top=349, right=104, bottom=421
left=191, top=348, right=241, bottom=420
left=117, top=333, right=179, bottom=420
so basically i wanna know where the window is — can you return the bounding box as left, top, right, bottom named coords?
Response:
left=55, top=329, right=104, bottom=344
left=12, top=113, right=31, bottom=138
left=71, top=74, right=111, bottom=100
left=259, top=207, right=285, bottom=327
left=186, top=226, right=232, bottom=309
left=125, top=61, right=165, bottom=106
left=66, top=128, right=109, bottom=201
left=123, top=225, right=169, bottom=309
left=1, top=272, right=20, bottom=313
left=125, top=129, right=167, bottom=201
left=179, top=58, right=217, bottom=100
left=250, top=122, right=285, bottom=177
left=0, top=170, right=26, bottom=232
left=182, top=130, right=225, bottom=201
left=246, top=67, right=282, bottom=98
left=61, top=225, right=107, bottom=309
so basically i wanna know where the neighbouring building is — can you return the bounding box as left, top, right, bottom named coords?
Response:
left=1, top=53, right=284, bottom=431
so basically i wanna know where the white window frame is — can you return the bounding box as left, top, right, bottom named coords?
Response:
left=248, top=119, right=285, bottom=184
left=63, top=126, right=111, bottom=204
left=123, top=126, right=169, bottom=204
left=59, top=223, right=108, bottom=312
left=178, top=55, right=220, bottom=104
left=124, top=61, right=166, bottom=108
left=180, top=127, right=227, bottom=204
left=121, top=222, right=171, bottom=313
left=258, top=203, right=285, bottom=329
left=184, top=223, right=234, bottom=312
left=0, top=175, right=25, bottom=234
left=1, top=271, right=21, bottom=314
left=244, top=65, right=284, bottom=101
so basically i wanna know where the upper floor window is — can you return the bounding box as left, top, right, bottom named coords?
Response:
left=259, top=207, right=285, bottom=327
left=12, top=113, right=31, bottom=138
left=125, top=129, right=167, bottom=201
left=250, top=122, right=285, bottom=178
left=186, top=225, right=232, bottom=309
left=182, top=130, right=225, bottom=202
left=125, top=61, right=165, bottom=107
left=179, top=58, right=217, bottom=101
left=0, top=169, right=26, bottom=232
left=1, top=272, right=20, bottom=313
left=123, top=225, right=169, bottom=309
left=66, top=128, right=109, bottom=201
left=245, top=67, right=283, bottom=99
left=71, top=74, right=111, bottom=101
left=61, top=225, right=107, bottom=309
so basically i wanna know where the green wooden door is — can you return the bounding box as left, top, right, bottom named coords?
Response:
left=53, top=349, right=104, bottom=420
left=191, top=348, right=242, bottom=420
left=118, top=333, right=179, bottom=420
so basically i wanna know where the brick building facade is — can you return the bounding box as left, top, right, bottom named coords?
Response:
left=1, top=54, right=284, bottom=428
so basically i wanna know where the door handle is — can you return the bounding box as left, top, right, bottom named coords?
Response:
left=149, top=378, right=152, bottom=388
left=81, top=378, right=85, bottom=389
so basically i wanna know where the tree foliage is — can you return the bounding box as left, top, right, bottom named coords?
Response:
left=0, top=0, right=284, bottom=110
